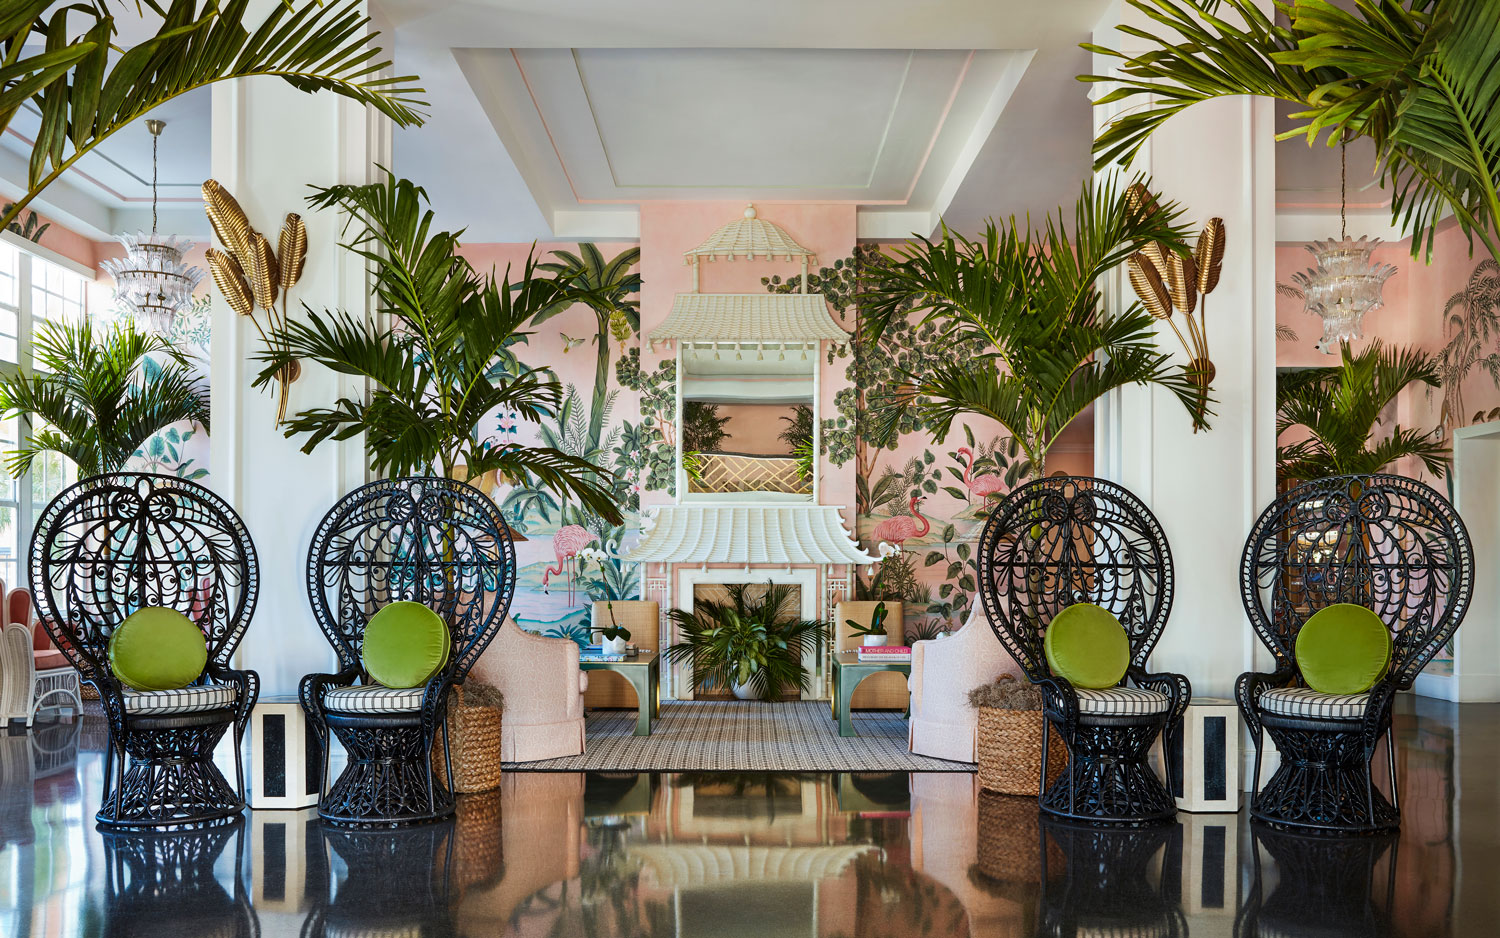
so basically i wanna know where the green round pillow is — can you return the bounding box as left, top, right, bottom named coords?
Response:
left=1045, top=602, right=1131, bottom=689
left=1296, top=603, right=1391, bottom=694
left=108, top=606, right=208, bottom=692
left=362, top=601, right=451, bottom=689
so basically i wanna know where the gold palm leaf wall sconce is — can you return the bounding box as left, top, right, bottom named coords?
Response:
left=202, top=179, right=306, bottom=425
left=1125, top=183, right=1225, bottom=430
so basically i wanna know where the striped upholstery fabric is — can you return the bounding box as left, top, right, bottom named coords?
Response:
left=123, top=684, right=237, bottom=715
left=323, top=685, right=425, bottom=713
left=1075, top=686, right=1170, bottom=716
left=1260, top=687, right=1370, bottom=720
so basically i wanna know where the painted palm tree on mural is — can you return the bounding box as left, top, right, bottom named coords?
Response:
left=533, top=245, right=642, bottom=455
left=1435, top=260, right=1500, bottom=432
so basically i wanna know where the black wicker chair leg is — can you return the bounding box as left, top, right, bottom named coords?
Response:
left=1250, top=725, right=1264, bottom=807
left=1039, top=720, right=1051, bottom=801
left=101, top=739, right=115, bottom=807
left=440, top=718, right=455, bottom=793
left=111, top=743, right=125, bottom=820
left=1385, top=727, right=1399, bottom=806
left=233, top=730, right=246, bottom=802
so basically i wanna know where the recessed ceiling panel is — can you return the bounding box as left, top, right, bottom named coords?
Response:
left=574, top=48, right=918, bottom=190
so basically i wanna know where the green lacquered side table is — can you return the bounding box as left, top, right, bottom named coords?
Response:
left=581, top=651, right=660, bottom=736
left=831, top=650, right=911, bottom=738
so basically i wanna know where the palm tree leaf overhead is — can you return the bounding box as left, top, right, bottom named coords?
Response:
left=859, top=176, right=1207, bottom=475
left=1085, top=0, right=1500, bottom=264
left=0, top=317, right=209, bottom=479
left=1, top=0, right=427, bottom=232
left=1276, top=339, right=1448, bottom=480
left=256, top=170, right=623, bottom=525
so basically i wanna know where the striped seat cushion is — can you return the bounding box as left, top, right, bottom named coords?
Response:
left=1260, top=687, right=1369, bottom=720
left=323, top=685, right=426, bottom=713
left=123, top=684, right=237, bottom=715
left=1074, top=686, right=1170, bottom=716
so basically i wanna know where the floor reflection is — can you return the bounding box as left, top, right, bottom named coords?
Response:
left=0, top=695, right=1493, bottom=937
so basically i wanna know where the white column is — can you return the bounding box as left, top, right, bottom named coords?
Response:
left=210, top=5, right=388, bottom=695
left=1092, top=1, right=1279, bottom=698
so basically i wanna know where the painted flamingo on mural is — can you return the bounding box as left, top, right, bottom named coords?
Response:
left=542, top=524, right=599, bottom=605
left=871, top=495, right=931, bottom=554
left=957, top=446, right=1007, bottom=507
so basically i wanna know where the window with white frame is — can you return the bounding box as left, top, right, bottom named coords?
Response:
left=0, top=241, right=85, bottom=588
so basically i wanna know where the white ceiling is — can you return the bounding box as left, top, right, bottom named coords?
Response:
left=3, top=0, right=1374, bottom=246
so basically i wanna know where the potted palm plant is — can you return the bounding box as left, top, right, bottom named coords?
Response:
left=666, top=582, right=823, bottom=701
left=858, top=177, right=1207, bottom=478
left=1277, top=340, right=1449, bottom=482
left=0, top=317, right=209, bottom=478
left=253, top=172, right=620, bottom=522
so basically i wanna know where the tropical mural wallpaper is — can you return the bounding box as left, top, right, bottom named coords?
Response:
left=480, top=238, right=1076, bottom=645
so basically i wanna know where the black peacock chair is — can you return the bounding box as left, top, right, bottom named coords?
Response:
left=1237, top=473, right=1472, bottom=834
left=977, top=476, right=1189, bottom=825
left=101, top=821, right=259, bottom=938
left=300, top=477, right=516, bottom=828
left=30, top=473, right=260, bottom=831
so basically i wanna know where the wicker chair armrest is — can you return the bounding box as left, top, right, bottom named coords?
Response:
left=205, top=663, right=261, bottom=736
left=1036, top=675, right=1079, bottom=734
left=1128, top=666, right=1191, bottom=726
left=299, top=667, right=361, bottom=737
left=85, top=672, right=129, bottom=737
left=1234, top=667, right=1294, bottom=739
left=420, top=670, right=457, bottom=731
left=1359, top=678, right=1401, bottom=746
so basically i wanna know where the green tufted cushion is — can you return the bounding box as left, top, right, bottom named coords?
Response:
left=362, top=602, right=452, bottom=689
left=1044, top=602, right=1131, bottom=689
left=108, top=606, right=208, bottom=692
left=1296, top=603, right=1392, bottom=695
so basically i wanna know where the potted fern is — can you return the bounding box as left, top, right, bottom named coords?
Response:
left=666, top=582, right=823, bottom=701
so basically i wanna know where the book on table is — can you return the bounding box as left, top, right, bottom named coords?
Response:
left=580, top=653, right=626, bottom=663
left=857, top=645, right=912, bottom=662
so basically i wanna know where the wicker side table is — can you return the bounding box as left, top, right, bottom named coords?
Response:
left=432, top=685, right=503, bottom=793
left=977, top=706, right=1066, bottom=796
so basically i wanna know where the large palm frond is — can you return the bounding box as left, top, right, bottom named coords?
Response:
left=0, top=317, right=208, bottom=478
left=1086, top=0, right=1500, bottom=263
left=860, top=176, right=1203, bottom=474
left=2, top=0, right=426, bottom=232
left=1275, top=339, right=1447, bottom=479
left=257, top=170, right=621, bottom=524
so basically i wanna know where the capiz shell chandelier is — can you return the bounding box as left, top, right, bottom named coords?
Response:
left=1290, top=236, right=1396, bottom=348
left=1290, top=140, right=1396, bottom=352
left=100, top=119, right=204, bottom=335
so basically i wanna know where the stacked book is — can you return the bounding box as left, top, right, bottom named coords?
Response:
left=856, top=645, right=912, bottom=663
left=580, top=644, right=626, bottom=663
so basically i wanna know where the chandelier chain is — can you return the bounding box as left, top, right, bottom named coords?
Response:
left=1340, top=137, right=1347, bottom=241
left=151, top=129, right=159, bottom=235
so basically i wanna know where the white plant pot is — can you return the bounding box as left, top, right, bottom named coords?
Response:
left=731, top=681, right=759, bottom=700
left=603, top=636, right=628, bottom=655
left=862, top=634, right=889, bottom=647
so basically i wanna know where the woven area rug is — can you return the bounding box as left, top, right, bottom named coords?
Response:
left=503, top=700, right=975, bottom=772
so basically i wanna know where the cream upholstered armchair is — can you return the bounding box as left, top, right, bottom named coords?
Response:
left=1, top=584, right=83, bottom=727
left=472, top=617, right=588, bottom=762
left=908, top=606, right=1022, bottom=762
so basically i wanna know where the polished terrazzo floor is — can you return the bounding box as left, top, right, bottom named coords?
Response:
left=1, top=694, right=1496, bottom=937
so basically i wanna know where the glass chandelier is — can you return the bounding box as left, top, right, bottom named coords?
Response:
left=100, top=119, right=204, bottom=335
left=1290, top=141, right=1396, bottom=351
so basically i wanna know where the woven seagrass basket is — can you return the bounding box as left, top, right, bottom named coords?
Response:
left=976, top=705, right=1067, bottom=796
left=431, top=685, right=503, bottom=793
